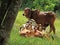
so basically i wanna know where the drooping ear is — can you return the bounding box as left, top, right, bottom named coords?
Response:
left=34, top=9, right=40, bottom=15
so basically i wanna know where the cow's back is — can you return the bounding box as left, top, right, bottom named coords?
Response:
left=32, top=11, right=56, bottom=27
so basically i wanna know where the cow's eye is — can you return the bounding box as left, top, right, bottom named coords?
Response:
left=23, top=14, right=24, bottom=16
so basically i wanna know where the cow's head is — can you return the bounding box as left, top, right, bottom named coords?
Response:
left=23, top=8, right=32, bottom=19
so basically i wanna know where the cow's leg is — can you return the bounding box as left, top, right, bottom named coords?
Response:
left=52, top=24, right=55, bottom=34
left=49, top=24, right=55, bottom=34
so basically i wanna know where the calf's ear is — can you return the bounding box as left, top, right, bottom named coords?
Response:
left=34, top=9, right=40, bottom=15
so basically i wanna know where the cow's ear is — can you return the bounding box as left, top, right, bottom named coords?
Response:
left=34, top=9, right=40, bottom=15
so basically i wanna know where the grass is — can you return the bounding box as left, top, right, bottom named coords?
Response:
left=8, top=11, right=60, bottom=45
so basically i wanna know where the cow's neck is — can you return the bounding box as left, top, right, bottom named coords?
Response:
left=30, top=11, right=34, bottom=19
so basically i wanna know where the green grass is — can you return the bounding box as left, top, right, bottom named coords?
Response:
left=8, top=11, right=60, bottom=45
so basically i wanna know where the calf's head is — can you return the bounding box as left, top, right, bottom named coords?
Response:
left=23, top=8, right=40, bottom=20
left=23, top=8, right=32, bottom=19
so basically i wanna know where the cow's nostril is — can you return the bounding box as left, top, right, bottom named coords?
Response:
left=23, top=14, right=24, bottom=16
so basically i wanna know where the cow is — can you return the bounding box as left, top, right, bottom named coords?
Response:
left=23, top=8, right=56, bottom=34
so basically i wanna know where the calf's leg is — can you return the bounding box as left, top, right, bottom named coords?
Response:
left=49, top=24, right=55, bottom=34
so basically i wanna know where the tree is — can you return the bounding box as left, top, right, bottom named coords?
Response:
left=0, top=0, right=12, bottom=25
left=0, top=0, right=21, bottom=45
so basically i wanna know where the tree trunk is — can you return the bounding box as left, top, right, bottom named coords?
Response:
left=0, top=0, right=12, bottom=25
left=0, top=0, right=21, bottom=45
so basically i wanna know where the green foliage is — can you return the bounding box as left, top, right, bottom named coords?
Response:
left=44, top=3, right=55, bottom=11
left=20, top=0, right=60, bottom=11
left=20, top=0, right=34, bottom=9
